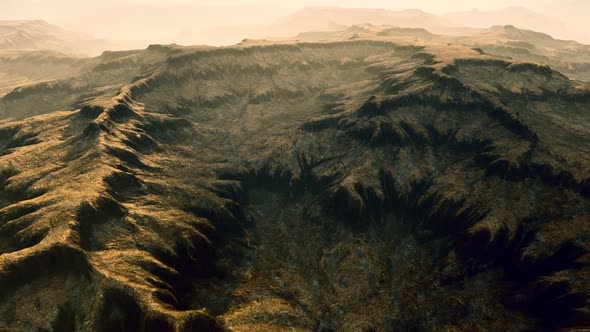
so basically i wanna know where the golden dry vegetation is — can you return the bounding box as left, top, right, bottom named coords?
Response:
left=0, top=34, right=588, bottom=331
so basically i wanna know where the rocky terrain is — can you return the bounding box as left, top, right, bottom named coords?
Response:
left=294, top=24, right=590, bottom=82
left=451, top=25, right=590, bottom=82
left=0, top=20, right=122, bottom=97
left=0, top=50, right=95, bottom=97
left=0, top=34, right=589, bottom=332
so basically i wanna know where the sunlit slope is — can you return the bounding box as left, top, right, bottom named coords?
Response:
left=294, top=24, right=590, bottom=82
left=0, top=40, right=588, bottom=331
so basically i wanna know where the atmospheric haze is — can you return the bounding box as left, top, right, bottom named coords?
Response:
left=1, top=0, right=590, bottom=331
left=1, top=0, right=589, bottom=50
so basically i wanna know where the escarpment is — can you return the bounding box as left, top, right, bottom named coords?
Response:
left=0, top=39, right=589, bottom=331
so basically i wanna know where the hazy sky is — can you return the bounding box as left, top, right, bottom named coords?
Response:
left=17, top=0, right=584, bottom=13
left=1, top=0, right=589, bottom=46
left=116, top=0, right=582, bottom=13
left=5, top=0, right=581, bottom=14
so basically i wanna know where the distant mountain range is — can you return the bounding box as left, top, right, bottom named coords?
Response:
left=1, top=6, right=589, bottom=100
left=260, top=6, right=574, bottom=41
left=0, top=20, right=114, bottom=56
left=442, top=6, right=568, bottom=37
left=292, top=23, right=590, bottom=82
left=457, top=25, right=590, bottom=81
left=0, top=6, right=586, bottom=54
left=113, top=5, right=587, bottom=47
left=262, top=7, right=448, bottom=38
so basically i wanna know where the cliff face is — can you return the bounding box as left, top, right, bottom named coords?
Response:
left=0, top=39, right=589, bottom=331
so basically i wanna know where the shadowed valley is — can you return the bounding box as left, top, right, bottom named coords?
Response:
left=0, top=23, right=589, bottom=332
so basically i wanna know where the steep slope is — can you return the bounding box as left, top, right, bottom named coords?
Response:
left=0, top=20, right=127, bottom=98
left=0, top=46, right=170, bottom=117
left=450, top=25, right=590, bottom=81
left=0, top=50, right=92, bottom=97
left=291, top=24, right=590, bottom=82
left=0, top=39, right=589, bottom=331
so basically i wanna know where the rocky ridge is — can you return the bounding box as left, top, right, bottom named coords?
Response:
left=0, top=38, right=588, bottom=331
